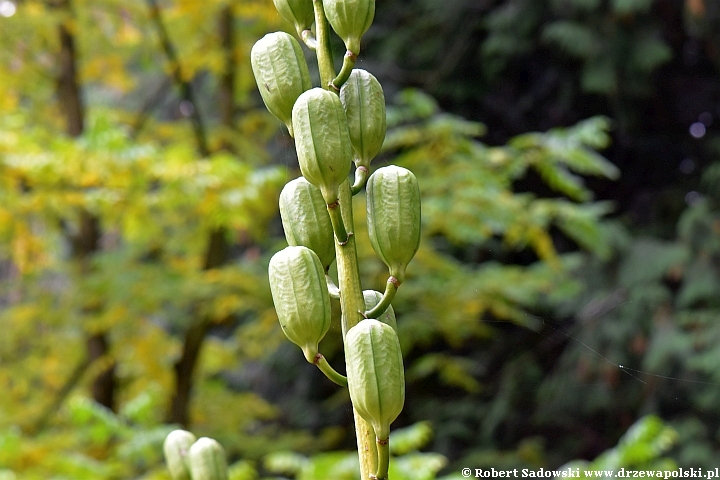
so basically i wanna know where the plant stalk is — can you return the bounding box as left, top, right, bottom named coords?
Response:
left=364, top=277, right=398, bottom=319
left=351, top=166, right=369, bottom=196
left=331, top=51, right=357, bottom=91
left=335, top=180, right=378, bottom=479
left=313, top=3, right=377, bottom=476
left=314, top=353, right=348, bottom=387
left=375, top=438, right=390, bottom=480
left=312, top=0, right=335, bottom=91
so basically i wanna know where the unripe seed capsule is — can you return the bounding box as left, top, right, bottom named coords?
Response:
left=269, top=246, right=332, bottom=363
left=251, top=32, right=312, bottom=136
left=272, top=0, right=314, bottom=37
left=280, top=177, right=335, bottom=270
left=340, top=69, right=386, bottom=169
left=366, top=166, right=421, bottom=283
left=163, top=430, right=196, bottom=480
left=188, top=437, right=228, bottom=480
left=363, top=290, right=397, bottom=332
left=324, top=0, right=375, bottom=54
left=292, top=88, right=353, bottom=204
left=346, top=319, right=405, bottom=440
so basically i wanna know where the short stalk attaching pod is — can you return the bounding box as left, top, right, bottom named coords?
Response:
left=314, top=353, right=348, bottom=386
left=363, top=289, right=397, bottom=331
left=331, top=50, right=357, bottom=91
left=326, top=274, right=341, bottom=299
left=364, top=277, right=399, bottom=321
left=374, top=437, right=390, bottom=480
left=327, top=199, right=349, bottom=244
left=351, top=165, right=369, bottom=195
left=301, top=29, right=317, bottom=50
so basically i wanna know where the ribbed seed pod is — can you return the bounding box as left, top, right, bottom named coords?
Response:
left=163, top=430, right=196, bottom=480
left=346, top=319, right=404, bottom=440
left=188, top=437, right=228, bottom=480
left=366, top=166, right=421, bottom=283
left=251, top=32, right=312, bottom=136
left=272, top=0, right=314, bottom=36
left=279, top=177, right=335, bottom=270
left=292, top=88, right=353, bottom=204
left=363, top=290, right=396, bottom=332
left=340, top=69, right=386, bottom=169
left=323, top=0, right=375, bottom=54
left=269, top=246, right=332, bottom=362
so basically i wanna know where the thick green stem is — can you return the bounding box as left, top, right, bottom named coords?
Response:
left=312, top=0, right=335, bottom=89
left=373, top=438, right=390, bottom=480
left=313, top=2, right=375, bottom=475
left=334, top=180, right=377, bottom=479
left=364, top=277, right=398, bottom=319
left=335, top=182, right=365, bottom=336
left=314, top=354, right=347, bottom=387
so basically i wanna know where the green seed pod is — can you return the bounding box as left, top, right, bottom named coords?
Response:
left=269, top=246, right=332, bottom=363
left=163, top=430, right=196, bottom=480
left=292, top=88, right=353, bottom=204
left=340, top=69, right=386, bottom=169
left=346, top=319, right=404, bottom=440
left=251, top=32, right=312, bottom=137
left=272, top=0, right=314, bottom=36
left=188, top=437, right=228, bottom=480
left=366, top=166, right=421, bottom=283
left=323, top=0, right=375, bottom=54
left=279, top=177, right=335, bottom=270
left=363, top=290, right=396, bottom=332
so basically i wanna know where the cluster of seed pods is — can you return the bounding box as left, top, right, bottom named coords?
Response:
left=254, top=1, right=421, bottom=479
left=164, top=430, right=228, bottom=480
left=162, top=1, right=420, bottom=478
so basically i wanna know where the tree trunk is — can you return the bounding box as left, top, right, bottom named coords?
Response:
left=56, top=2, right=84, bottom=136
left=164, top=5, right=235, bottom=426
left=218, top=5, right=236, bottom=152
left=166, top=229, right=228, bottom=426
left=55, top=0, right=116, bottom=412
left=86, top=333, right=116, bottom=410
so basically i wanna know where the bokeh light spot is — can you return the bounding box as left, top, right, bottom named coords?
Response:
left=679, top=158, right=695, bottom=174
left=685, top=191, right=702, bottom=206
left=689, top=122, right=706, bottom=139
left=0, top=1, right=16, bottom=17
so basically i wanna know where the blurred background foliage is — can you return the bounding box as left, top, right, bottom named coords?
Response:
left=0, top=0, right=720, bottom=478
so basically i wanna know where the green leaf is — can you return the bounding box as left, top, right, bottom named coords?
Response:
left=611, top=0, right=653, bottom=14
left=389, top=422, right=434, bottom=455
left=542, top=21, right=601, bottom=58
left=581, top=57, right=617, bottom=94
left=263, top=451, right=309, bottom=476
left=298, top=452, right=358, bottom=480
left=631, top=34, right=672, bottom=72
left=618, top=239, right=689, bottom=287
